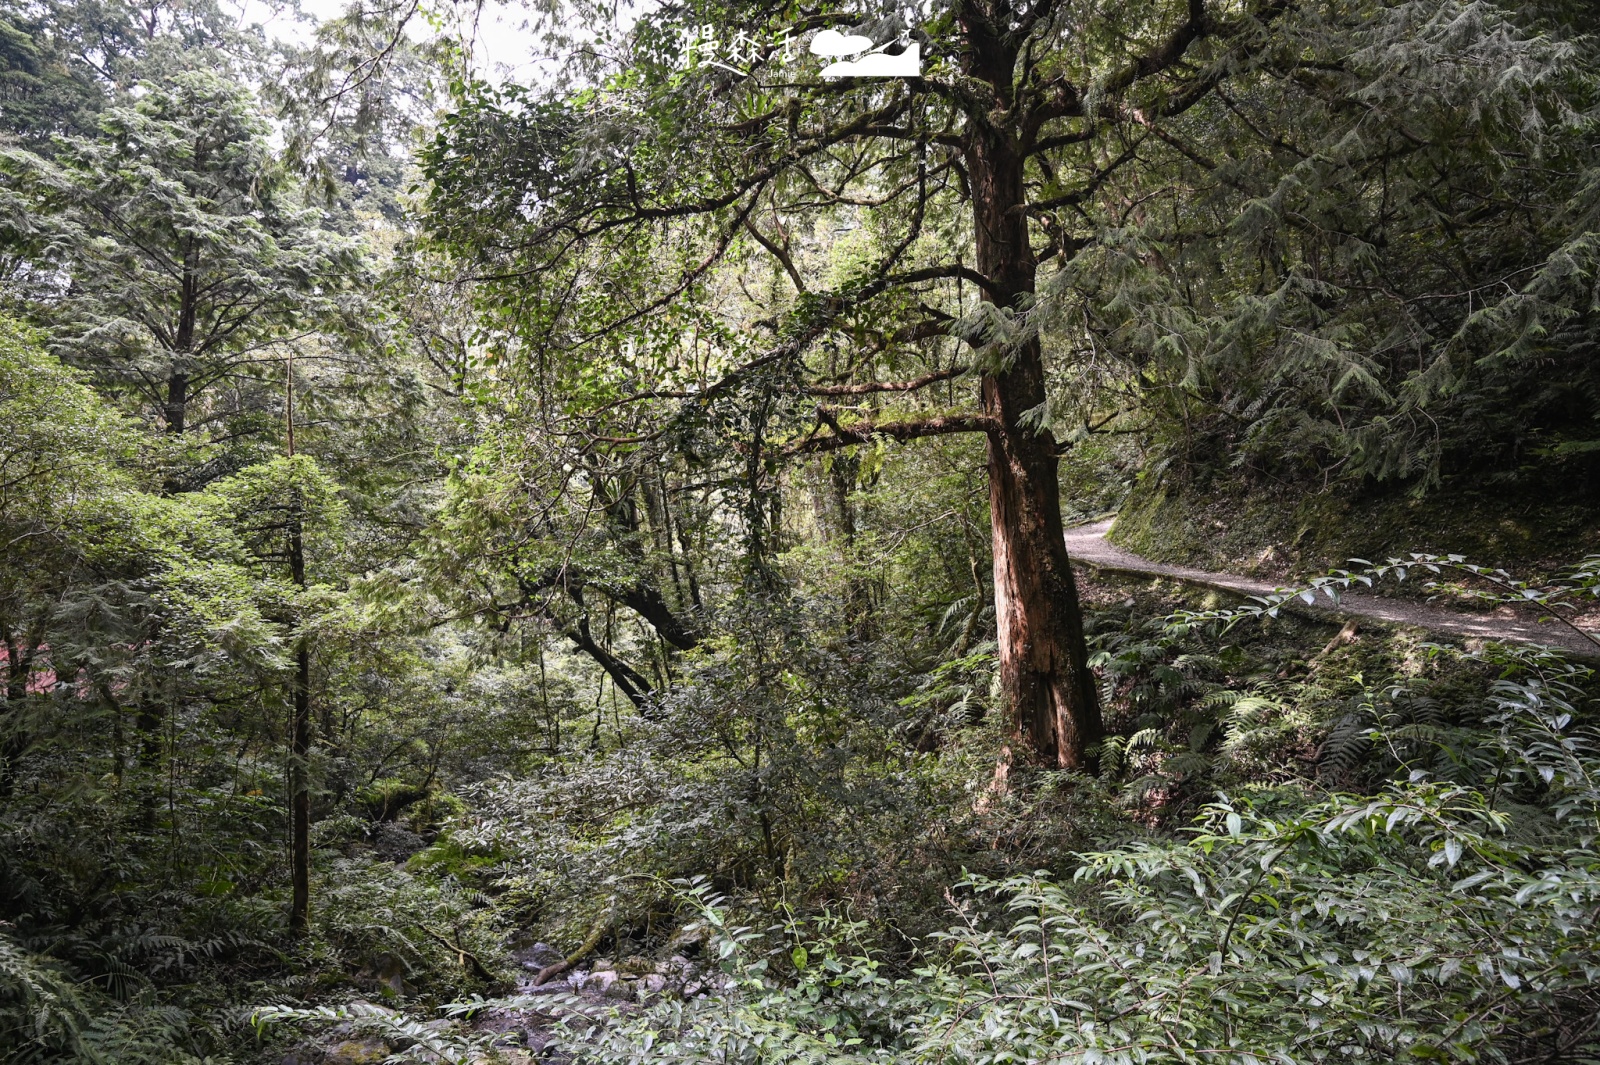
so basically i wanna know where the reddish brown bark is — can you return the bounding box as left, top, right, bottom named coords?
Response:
left=967, top=121, right=1103, bottom=769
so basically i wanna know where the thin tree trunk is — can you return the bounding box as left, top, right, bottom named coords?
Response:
left=166, top=250, right=196, bottom=437
left=288, top=503, right=311, bottom=933
left=133, top=689, right=164, bottom=830
left=676, top=514, right=704, bottom=611
left=98, top=679, right=125, bottom=782
left=827, top=453, right=873, bottom=642
left=565, top=616, right=654, bottom=711
left=160, top=264, right=194, bottom=493
left=159, top=371, right=189, bottom=495
left=0, top=631, right=29, bottom=799
left=283, top=352, right=312, bottom=932
left=967, top=128, right=1103, bottom=769
left=653, top=471, right=690, bottom=609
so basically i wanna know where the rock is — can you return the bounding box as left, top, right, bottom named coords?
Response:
left=640, top=973, right=667, bottom=994
left=604, top=976, right=636, bottom=1000
left=513, top=941, right=564, bottom=969
left=667, top=923, right=708, bottom=952
left=368, top=952, right=407, bottom=996
left=656, top=954, right=699, bottom=995
left=584, top=970, right=619, bottom=994
left=325, top=1038, right=390, bottom=1065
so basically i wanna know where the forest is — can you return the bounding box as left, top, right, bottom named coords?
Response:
left=2, top=0, right=1599, bottom=1061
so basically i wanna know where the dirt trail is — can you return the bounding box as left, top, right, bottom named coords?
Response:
left=1065, top=519, right=1600, bottom=658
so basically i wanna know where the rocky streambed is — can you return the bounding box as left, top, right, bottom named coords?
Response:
left=296, top=940, right=728, bottom=1064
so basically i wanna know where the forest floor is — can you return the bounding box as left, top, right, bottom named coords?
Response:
left=1067, top=519, right=1600, bottom=658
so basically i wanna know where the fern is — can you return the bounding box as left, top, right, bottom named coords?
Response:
left=0, top=931, right=93, bottom=1061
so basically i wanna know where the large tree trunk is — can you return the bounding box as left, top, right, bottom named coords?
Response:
left=968, top=130, right=1103, bottom=769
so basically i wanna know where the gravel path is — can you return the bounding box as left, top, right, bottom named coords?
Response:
left=1065, top=519, right=1600, bottom=658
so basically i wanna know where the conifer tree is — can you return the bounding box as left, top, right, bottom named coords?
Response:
left=1, top=69, right=366, bottom=476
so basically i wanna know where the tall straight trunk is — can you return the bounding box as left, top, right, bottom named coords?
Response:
left=287, top=511, right=311, bottom=933
left=968, top=130, right=1103, bottom=769
left=165, top=244, right=197, bottom=437
left=135, top=693, right=164, bottom=829
left=164, top=372, right=188, bottom=435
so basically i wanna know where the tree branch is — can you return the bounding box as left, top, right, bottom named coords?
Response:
left=743, top=216, right=805, bottom=293
left=787, top=409, right=997, bottom=454
left=807, top=365, right=970, bottom=396
left=889, top=264, right=998, bottom=295
left=564, top=615, right=655, bottom=712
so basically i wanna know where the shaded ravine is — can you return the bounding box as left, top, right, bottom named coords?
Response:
left=1066, top=519, right=1600, bottom=659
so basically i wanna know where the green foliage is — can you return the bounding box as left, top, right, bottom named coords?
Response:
left=0, top=313, right=139, bottom=504
left=0, top=931, right=93, bottom=1061
left=449, top=649, right=1594, bottom=1065
left=302, top=857, right=511, bottom=1001
left=1051, top=0, right=1600, bottom=500
left=262, top=638, right=1599, bottom=1063
left=1, top=67, right=369, bottom=470
left=1110, top=474, right=1600, bottom=579
left=0, top=0, right=255, bottom=151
